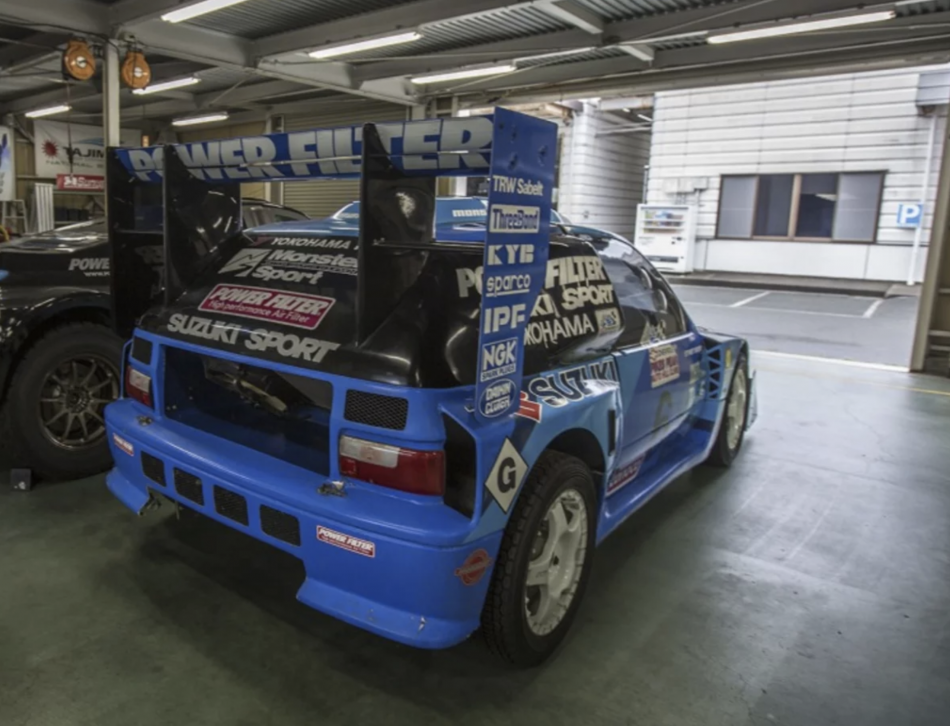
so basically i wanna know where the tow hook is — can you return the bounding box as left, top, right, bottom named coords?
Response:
left=139, top=495, right=162, bottom=516
left=319, top=480, right=346, bottom=497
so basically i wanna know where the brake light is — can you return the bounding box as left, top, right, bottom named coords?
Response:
left=125, top=365, right=153, bottom=407
left=339, top=435, right=444, bottom=496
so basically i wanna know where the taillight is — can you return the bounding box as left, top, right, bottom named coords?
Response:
left=339, top=435, right=444, bottom=496
left=125, top=365, right=153, bottom=407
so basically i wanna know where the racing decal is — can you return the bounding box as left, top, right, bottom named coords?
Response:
left=112, top=433, right=134, bottom=456
left=317, top=526, right=375, bottom=558
left=726, top=347, right=733, bottom=368
left=479, top=337, right=518, bottom=382
left=460, top=253, right=618, bottom=351
left=525, top=359, right=618, bottom=408
left=607, top=455, right=645, bottom=495
left=473, top=109, right=556, bottom=421
left=198, top=284, right=334, bottom=330
left=649, top=344, right=680, bottom=388
left=488, top=204, right=541, bottom=233
left=480, top=379, right=517, bottom=418
left=117, top=116, right=497, bottom=182
left=220, top=245, right=356, bottom=283
left=516, top=391, right=542, bottom=422
left=485, top=437, right=528, bottom=513
left=596, top=307, right=622, bottom=334
left=452, top=208, right=484, bottom=218
left=166, top=314, right=340, bottom=363
left=455, top=549, right=493, bottom=586
left=69, top=257, right=110, bottom=278
left=260, top=236, right=352, bottom=249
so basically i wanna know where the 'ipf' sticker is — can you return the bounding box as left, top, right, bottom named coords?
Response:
left=112, top=433, right=134, bottom=456
left=317, top=526, right=375, bottom=558
left=455, top=549, right=493, bottom=586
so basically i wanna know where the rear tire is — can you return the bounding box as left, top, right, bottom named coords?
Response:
left=706, top=351, right=749, bottom=468
left=8, top=323, right=123, bottom=480
left=481, top=451, right=596, bottom=667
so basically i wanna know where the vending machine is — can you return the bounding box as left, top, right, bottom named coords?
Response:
left=634, top=204, right=697, bottom=274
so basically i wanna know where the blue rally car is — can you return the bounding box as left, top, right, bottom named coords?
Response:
left=103, top=109, right=755, bottom=666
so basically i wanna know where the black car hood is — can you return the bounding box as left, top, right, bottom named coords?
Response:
left=0, top=224, right=112, bottom=288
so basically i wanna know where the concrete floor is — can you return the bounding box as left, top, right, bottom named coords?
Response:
left=673, top=286, right=920, bottom=367
left=2, top=354, right=949, bottom=726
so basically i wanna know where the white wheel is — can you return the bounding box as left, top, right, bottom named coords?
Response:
left=725, top=365, right=748, bottom=451
left=524, top=488, right=589, bottom=636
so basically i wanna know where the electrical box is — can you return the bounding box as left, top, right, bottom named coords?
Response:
left=634, top=204, right=697, bottom=274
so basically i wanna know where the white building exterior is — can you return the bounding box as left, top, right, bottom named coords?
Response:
left=559, top=104, right=651, bottom=242
left=646, top=66, right=949, bottom=282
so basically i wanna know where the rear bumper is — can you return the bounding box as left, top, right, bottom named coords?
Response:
left=105, top=400, right=499, bottom=650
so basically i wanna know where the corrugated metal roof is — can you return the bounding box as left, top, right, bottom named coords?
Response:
left=0, top=75, right=61, bottom=101
left=191, top=66, right=260, bottom=93
left=324, top=4, right=569, bottom=61
left=575, top=0, right=720, bottom=22
left=187, top=0, right=417, bottom=40
left=897, top=0, right=950, bottom=16
left=515, top=46, right=628, bottom=68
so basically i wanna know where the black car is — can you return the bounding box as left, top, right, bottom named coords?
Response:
left=0, top=199, right=307, bottom=479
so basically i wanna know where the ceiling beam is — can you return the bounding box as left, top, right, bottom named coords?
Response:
left=252, top=0, right=532, bottom=58
left=0, top=32, right=65, bottom=69
left=536, top=1, right=603, bottom=35
left=110, top=0, right=194, bottom=27
left=2, top=83, right=100, bottom=113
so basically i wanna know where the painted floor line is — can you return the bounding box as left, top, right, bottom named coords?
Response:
left=756, top=365, right=950, bottom=398
left=688, top=302, right=865, bottom=319
left=754, top=350, right=910, bottom=372
left=862, top=298, right=887, bottom=318
left=730, top=290, right=771, bottom=308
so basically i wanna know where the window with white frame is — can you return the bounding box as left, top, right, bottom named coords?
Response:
left=717, top=172, right=885, bottom=242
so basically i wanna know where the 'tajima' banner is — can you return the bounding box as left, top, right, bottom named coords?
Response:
left=0, top=125, right=15, bottom=202
left=34, top=120, right=138, bottom=178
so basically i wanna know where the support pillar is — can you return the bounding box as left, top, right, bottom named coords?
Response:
left=102, top=41, right=120, bottom=147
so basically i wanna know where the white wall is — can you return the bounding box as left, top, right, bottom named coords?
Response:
left=560, top=105, right=651, bottom=241
left=647, top=66, right=948, bottom=281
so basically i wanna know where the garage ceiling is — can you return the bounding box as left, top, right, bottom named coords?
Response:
left=1, top=0, right=949, bottom=126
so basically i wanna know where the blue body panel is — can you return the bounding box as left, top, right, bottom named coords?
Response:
left=106, top=323, right=751, bottom=647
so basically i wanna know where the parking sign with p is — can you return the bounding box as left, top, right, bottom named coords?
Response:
left=897, top=203, right=923, bottom=229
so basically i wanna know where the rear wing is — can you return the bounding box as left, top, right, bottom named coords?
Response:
left=106, top=108, right=557, bottom=423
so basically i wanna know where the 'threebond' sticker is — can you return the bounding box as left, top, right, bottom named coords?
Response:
left=198, top=284, right=334, bottom=330
left=112, top=433, right=134, bottom=456
left=488, top=204, right=541, bottom=234
left=317, top=526, right=376, bottom=558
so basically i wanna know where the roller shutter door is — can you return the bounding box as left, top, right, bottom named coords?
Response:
left=280, top=102, right=407, bottom=219
left=176, top=121, right=269, bottom=201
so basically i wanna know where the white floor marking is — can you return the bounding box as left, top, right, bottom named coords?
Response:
left=730, top=290, right=771, bottom=308
left=754, top=349, right=909, bottom=372
left=687, top=302, right=863, bottom=318
left=862, top=298, right=886, bottom=318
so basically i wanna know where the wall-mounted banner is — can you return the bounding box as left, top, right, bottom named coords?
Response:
left=34, top=120, right=138, bottom=178
left=56, top=174, right=104, bottom=192
left=475, top=108, right=557, bottom=423
left=0, top=125, right=15, bottom=202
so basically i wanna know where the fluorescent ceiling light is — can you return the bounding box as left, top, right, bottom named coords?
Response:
left=708, top=10, right=896, bottom=44
left=516, top=47, right=595, bottom=62
left=411, top=65, right=516, bottom=84
left=618, top=44, right=655, bottom=62
left=637, top=113, right=653, bottom=123
left=162, top=0, right=252, bottom=24
left=172, top=112, right=229, bottom=127
left=132, top=76, right=201, bottom=95
left=25, top=104, right=71, bottom=118
left=309, top=31, right=422, bottom=59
